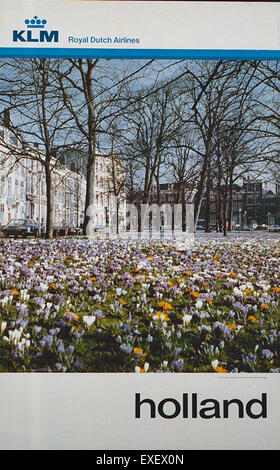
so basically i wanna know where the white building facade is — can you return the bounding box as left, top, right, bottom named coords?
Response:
left=93, top=154, right=126, bottom=232
left=0, top=126, right=86, bottom=228
left=0, top=125, right=126, bottom=232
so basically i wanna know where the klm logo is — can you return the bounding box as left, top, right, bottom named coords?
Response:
left=13, top=16, right=59, bottom=43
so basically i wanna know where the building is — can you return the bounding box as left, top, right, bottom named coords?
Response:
left=241, top=178, right=280, bottom=226
left=198, top=178, right=280, bottom=229
left=0, top=124, right=86, bottom=228
left=60, top=148, right=126, bottom=232
left=94, top=154, right=126, bottom=232
left=242, top=179, right=263, bottom=225
left=149, top=182, right=196, bottom=205
left=0, top=120, right=126, bottom=232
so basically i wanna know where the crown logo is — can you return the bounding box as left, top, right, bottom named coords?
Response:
left=25, top=16, right=47, bottom=29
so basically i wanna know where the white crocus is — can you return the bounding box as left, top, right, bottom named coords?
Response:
left=1, top=321, right=7, bottom=335
left=233, top=287, right=243, bottom=297
left=211, top=359, right=219, bottom=369
left=20, top=290, right=30, bottom=301
left=144, top=362, right=149, bottom=372
left=7, top=328, right=23, bottom=345
left=83, top=315, right=96, bottom=328
left=40, top=283, right=48, bottom=292
left=182, top=314, right=192, bottom=326
left=135, top=362, right=149, bottom=373
left=0, top=296, right=11, bottom=306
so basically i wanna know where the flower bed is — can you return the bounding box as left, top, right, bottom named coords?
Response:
left=0, top=235, right=279, bottom=373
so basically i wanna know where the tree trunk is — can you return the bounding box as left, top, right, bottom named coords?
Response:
left=194, top=157, right=209, bottom=230
left=45, top=164, right=53, bottom=240
left=181, top=183, right=186, bottom=232
left=228, top=171, right=234, bottom=231
left=216, top=152, right=223, bottom=232
left=139, top=188, right=152, bottom=233
left=116, top=200, right=119, bottom=235
left=205, top=166, right=211, bottom=232
left=217, top=193, right=223, bottom=232
left=223, top=187, right=228, bottom=237
left=83, top=149, right=95, bottom=236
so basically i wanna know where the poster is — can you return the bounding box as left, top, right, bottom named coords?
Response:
left=0, top=0, right=279, bottom=455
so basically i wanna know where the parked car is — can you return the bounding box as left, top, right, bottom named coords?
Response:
left=233, top=225, right=252, bottom=231
left=1, top=219, right=39, bottom=238
left=53, top=221, right=81, bottom=236
left=269, top=225, right=280, bottom=232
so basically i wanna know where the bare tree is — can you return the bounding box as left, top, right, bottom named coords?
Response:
left=0, top=58, right=74, bottom=239
left=166, top=132, right=199, bottom=231
left=56, top=59, right=158, bottom=236
left=175, top=61, right=250, bottom=230
left=119, top=84, right=181, bottom=231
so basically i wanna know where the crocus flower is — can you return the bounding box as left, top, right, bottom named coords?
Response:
left=82, top=315, right=96, bottom=328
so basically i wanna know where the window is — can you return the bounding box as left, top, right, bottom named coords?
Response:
left=7, top=177, right=12, bottom=195
left=15, top=179, right=19, bottom=196
left=31, top=175, right=35, bottom=193
left=65, top=193, right=71, bottom=209
left=26, top=176, right=31, bottom=193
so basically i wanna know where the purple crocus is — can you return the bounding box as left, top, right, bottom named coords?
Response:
left=262, top=349, right=274, bottom=360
